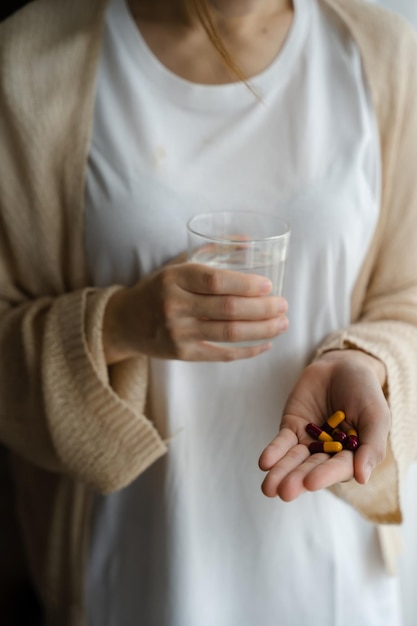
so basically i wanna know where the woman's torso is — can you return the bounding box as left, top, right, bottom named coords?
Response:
left=84, top=0, right=401, bottom=624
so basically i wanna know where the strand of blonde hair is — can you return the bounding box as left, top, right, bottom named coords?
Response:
left=186, top=0, right=253, bottom=88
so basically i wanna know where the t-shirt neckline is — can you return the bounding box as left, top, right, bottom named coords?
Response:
left=109, top=0, right=310, bottom=110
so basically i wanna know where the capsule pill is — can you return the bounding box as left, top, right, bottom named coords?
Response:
left=327, top=410, right=346, bottom=429
left=321, top=410, right=346, bottom=435
left=306, top=423, right=333, bottom=442
left=321, top=422, right=335, bottom=435
left=345, top=434, right=359, bottom=451
left=333, top=430, right=347, bottom=444
left=309, top=441, right=343, bottom=454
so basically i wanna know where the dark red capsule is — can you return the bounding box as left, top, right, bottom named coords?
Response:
left=345, top=435, right=359, bottom=451
left=306, top=423, right=322, bottom=439
left=333, top=430, right=347, bottom=444
left=306, top=423, right=333, bottom=442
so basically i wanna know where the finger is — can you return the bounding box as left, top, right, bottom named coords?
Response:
left=259, top=428, right=298, bottom=471
left=277, top=448, right=352, bottom=502
left=302, top=450, right=354, bottom=492
left=352, top=402, right=390, bottom=484
left=191, top=293, right=287, bottom=321
left=193, top=317, right=288, bottom=344
left=179, top=263, right=274, bottom=296
left=261, top=443, right=311, bottom=498
left=353, top=427, right=389, bottom=484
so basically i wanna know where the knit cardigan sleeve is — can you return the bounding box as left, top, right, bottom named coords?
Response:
left=315, top=2, right=417, bottom=524
left=0, top=0, right=167, bottom=493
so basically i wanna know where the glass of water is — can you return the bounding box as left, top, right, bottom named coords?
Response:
left=187, top=210, right=291, bottom=347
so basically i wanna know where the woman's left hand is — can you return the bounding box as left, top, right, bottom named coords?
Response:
left=259, top=350, right=390, bottom=501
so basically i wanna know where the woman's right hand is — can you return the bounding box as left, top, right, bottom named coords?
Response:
left=102, top=260, right=289, bottom=364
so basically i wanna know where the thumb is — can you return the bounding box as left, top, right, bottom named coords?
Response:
left=353, top=404, right=391, bottom=484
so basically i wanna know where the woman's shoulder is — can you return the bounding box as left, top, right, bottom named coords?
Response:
left=0, top=0, right=108, bottom=126
left=0, top=0, right=108, bottom=63
left=323, top=0, right=417, bottom=130
left=323, top=0, right=417, bottom=65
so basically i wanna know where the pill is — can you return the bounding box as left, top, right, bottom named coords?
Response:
left=345, top=435, right=359, bottom=451
left=347, top=428, right=358, bottom=437
left=326, top=410, right=346, bottom=429
left=333, top=430, right=347, bottom=444
left=306, top=423, right=333, bottom=442
left=321, top=422, right=335, bottom=435
left=309, top=441, right=343, bottom=454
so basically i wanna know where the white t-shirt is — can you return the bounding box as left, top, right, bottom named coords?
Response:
left=84, top=0, right=402, bottom=624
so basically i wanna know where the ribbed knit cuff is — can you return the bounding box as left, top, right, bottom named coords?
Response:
left=43, top=287, right=167, bottom=493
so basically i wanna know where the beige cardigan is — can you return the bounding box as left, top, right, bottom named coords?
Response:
left=1, top=0, right=417, bottom=622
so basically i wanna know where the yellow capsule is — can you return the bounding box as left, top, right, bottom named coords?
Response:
left=318, top=431, right=334, bottom=442
left=347, top=428, right=358, bottom=437
left=323, top=441, right=343, bottom=453
left=309, top=441, right=343, bottom=454
left=327, top=410, right=345, bottom=429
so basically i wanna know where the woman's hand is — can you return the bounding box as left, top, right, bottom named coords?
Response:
left=102, top=259, right=289, bottom=364
left=259, top=350, right=390, bottom=500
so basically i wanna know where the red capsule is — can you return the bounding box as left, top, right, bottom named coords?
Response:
left=306, top=423, right=333, bottom=442
left=333, top=430, right=347, bottom=444
left=309, top=441, right=343, bottom=454
left=345, top=435, right=359, bottom=451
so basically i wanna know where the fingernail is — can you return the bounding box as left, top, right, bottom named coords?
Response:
left=277, top=317, right=289, bottom=332
left=277, top=298, right=288, bottom=314
left=259, top=342, right=273, bottom=353
left=363, top=462, right=373, bottom=484
left=260, top=279, right=272, bottom=294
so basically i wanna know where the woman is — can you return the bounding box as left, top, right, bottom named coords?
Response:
left=1, top=0, right=417, bottom=624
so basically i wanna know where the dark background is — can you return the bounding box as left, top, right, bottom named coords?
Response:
left=0, top=0, right=32, bottom=21
left=1, top=3, right=44, bottom=625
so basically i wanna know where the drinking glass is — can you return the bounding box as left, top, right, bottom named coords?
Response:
left=187, top=210, right=291, bottom=347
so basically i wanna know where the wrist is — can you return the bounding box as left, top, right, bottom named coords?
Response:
left=103, top=288, right=137, bottom=364
left=317, top=349, right=387, bottom=388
